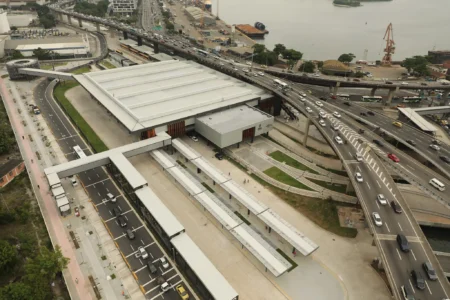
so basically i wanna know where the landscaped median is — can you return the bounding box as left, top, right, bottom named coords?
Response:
left=53, top=80, right=109, bottom=153
left=269, top=150, right=319, bottom=174
left=264, top=167, right=313, bottom=191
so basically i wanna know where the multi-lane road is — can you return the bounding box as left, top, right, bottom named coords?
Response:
left=35, top=80, right=190, bottom=300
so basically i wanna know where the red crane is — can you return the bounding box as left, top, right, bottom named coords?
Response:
left=382, top=23, right=395, bottom=65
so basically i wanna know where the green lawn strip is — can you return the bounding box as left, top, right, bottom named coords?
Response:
left=276, top=249, right=298, bottom=272
left=100, top=60, right=116, bottom=69
left=40, top=62, right=67, bottom=70
left=308, top=178, right=348, bottom=194
left=53, top=81, right=108, bottom=153
left=227, top=157, right=357, bottom=238
left=201, top=182, right=215, bottom=193
left=323, top=167, right=348, bottom=177
left=234, top=211, right=250, bottom=225
left=264, top=167, right=313, bottom=191
left=269, top=150, right=319, bottom=174
left=71, top=66, right=91, bottom=74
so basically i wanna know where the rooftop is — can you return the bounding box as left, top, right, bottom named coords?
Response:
left=398, top=107, right=437, bottom=133
left=235, top=24, right=264, bottom=34
left=0, top=159, right=22, bottom=178
left=74, top=60, right=270, bottom=132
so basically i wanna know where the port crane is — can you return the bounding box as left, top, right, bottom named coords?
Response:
left=381, top=23, right=395, bottom=66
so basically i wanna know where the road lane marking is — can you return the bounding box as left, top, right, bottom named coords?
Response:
left=376, top=180, right=381, bottom=188
left=425, top=280, right=432, bottom=295
left=409, top=280, right=415, bottom=293
left=396, top=248, right=402, bottom=260
left=375, top=201, right=380, bottom=209
left=398, top=222, right=403, bottom=231
left=366, top=182, right=371, bottom=190
left=385, top=222, right=390, bottom=233
left=134, top=265, right=147, bottom=273
left=376, top=166, right=379, bottom=173
left=411, top=250, right=417, bottom=261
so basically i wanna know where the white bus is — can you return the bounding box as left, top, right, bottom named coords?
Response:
left=337, top=94, right=350, bottom=100
left=197, top=49, right=209, bottom=57
left=429, top=178, right=445, bottom=191
left=73, top=145, right=87, bottom=159
left=273, top=79, right=289, bottom=90
left=361, top=96, right=383, bottom=102
left=402, top=97, right=422, bottom=103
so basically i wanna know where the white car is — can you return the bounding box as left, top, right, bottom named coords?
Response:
left=401, top=82, right=409, bottom=85
left=315, top=101, right=323, bottom=107
left=299, top=97, right=306, bottom=102
left=191, top=136, right=199, bottom=142
left=355, top=172, right=364, bottom=182
left=430, top=144, right=440, bottom=151
left=306, top=107, right=313, bottom=113
left=335, top=136, right=343, bottom=144
left=377, top=194, right=387, bottom=205
left=355, top=153, right=363, bottom=162
left=312, top=73, right=321, bottom=77
left=138, top=246, right=149, bottom=259
left=331, top=124, right=339, bottom=131
left=372, top=212, right=382, bottom=227
left=160, top=257, right=169, bottom=269
left=333, top=111, right=341, bottom=118
left=319, top=111, right=327, bottom=118
left=300, top=92, right=307, bottom=97
left=258, top=72, right=264, bottom=76
left=318, top=119, right=326, bottom=127
left=106, top=193, right=117, bottom=203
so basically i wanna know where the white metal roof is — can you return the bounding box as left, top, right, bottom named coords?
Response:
left=171, top=233, right=238, bottom=300
left=166, top=166, right=205, bottom=196
left=191, top=157, right=230, bottom=184
left=172, top=138, right=201, bottom=160
left=109, top=153, right=147, bottom=190
left=135, top=186, right=185, bottom=238
left=231, top=224, right=291, bottom=277
left=150, top=149, right=176, bottom=169
left=398, top=107, right=437, bottom=132
left=47, top=172, right=61, bottom=187
left=196, top=105, right=274, bottom=134
left=51, top=186, right=65, bottom=198
left=220, top=181, right=268, bottom=215
left=74, top=60, right=270, bottom=132
left=56, top=196, right=69, bottom=208
left=60, top=204, right=70, bottom=212
left=194, top=191, right=243, bottom=231
left=259, top=210, right=318, bottom=256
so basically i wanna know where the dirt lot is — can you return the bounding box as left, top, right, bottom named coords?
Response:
left=350, top=64, right=408, bottom=80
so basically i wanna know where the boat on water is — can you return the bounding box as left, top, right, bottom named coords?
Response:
left=333, top=0, right=361, bottom=6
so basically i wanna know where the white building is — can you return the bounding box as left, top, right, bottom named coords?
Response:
left=0, top=9, right=10, bottom=34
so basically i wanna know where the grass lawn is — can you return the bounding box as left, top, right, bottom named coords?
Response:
left=308, top=178, right=348, bottom=194
left=53, top=81, right=108, bottom=153
left=40, top=62, right=67, bottom=70
left=100, top=60, right=116, bottom=69
left=71, top=66, right=91, bottom=74
left=228, top=158, right=357, bottom=238
left=264, top=167, right=313, bottom=191
left=269, top=150, right=319, bottom=174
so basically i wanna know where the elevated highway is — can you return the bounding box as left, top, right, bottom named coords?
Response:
left=41, top=2, right=450, bottom=299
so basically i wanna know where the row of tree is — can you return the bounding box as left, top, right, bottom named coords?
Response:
left=252, top=43, right=303, bottom=69
left=74, top=0, right=109, bottom=18
left=25, top=3, right=56, bottom=29
left=0, top=105, right=15, bottom=155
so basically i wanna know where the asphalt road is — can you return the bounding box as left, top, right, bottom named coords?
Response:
left=34, top=79, right=189, bottom=300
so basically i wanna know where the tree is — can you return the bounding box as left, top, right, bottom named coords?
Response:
left=0, top=282, right=34, bottom=300
left=317, top=61, right=324, bottom=68
left=10, top=26, right=17, bottom=31
left=11, top=50, right=24, bottom=59
left=0, top=118, right=15, bottom=155
left=354, top=71, right=365, bottom=78
left=273, top=43, right=286, bottom=56
left=0, top=240, right=18, bottom=272
left=402, top=56, right=430, bottom=76
left=252, top=43, right=265, bottom=54
left=25, top=245, right=69, bottom=283
left=282, top=49, right=303, bottom=69
left=338, top=53, right=356, bottom=63
left=300, top=61, right=315, bottom=73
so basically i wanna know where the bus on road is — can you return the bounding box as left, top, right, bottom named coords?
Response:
left=73, top=145, right=87, bottom=159
left=361, top=96, right=383, bottom=102
left=273, top=79, right=289, bottom=90
left=402, top=97, right=422, bottom=103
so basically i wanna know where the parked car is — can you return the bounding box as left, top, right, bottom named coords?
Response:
left=117, top=215, right=127, bottom=227
left=138, top=246, right=149, bottom=259
left=377, top=194, right=387, bottom=205
left=215, top=152, right=224, bottom=160
left=147, top=262, right=158, bottom=274
left=106, top=193, right=117, bottom=203
left=388, top=153, right=400, bottom=162
left=112, top=207, right=121, bottom=216
left=410, top=270, right=425, bottom=290
left=191, top=135, right=199, bottom=142
left=176, top=284, right=190, bottom=299
left=160, top=257, right=169, bottom=269
left=372, top=212, right=382, bottom=227
left=422, top=262, right=438, bottom=281
left=391, top=201, right=403, bottom=214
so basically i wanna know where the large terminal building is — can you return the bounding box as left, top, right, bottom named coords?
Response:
left=74, top=60, right=279, bottom=147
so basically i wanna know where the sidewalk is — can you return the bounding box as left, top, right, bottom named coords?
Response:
left=0, top=78, right=92, bottom=300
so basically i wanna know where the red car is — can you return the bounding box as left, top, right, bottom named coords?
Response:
left=388, top=153, right=400, bottom=162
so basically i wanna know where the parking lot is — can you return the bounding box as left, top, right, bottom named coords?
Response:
left=35, top=80, right=190, bottom=300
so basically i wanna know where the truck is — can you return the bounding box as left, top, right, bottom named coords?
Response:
left=29, top=104, right=40, bottom=115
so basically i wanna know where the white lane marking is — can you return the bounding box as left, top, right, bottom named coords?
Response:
left=396, top=248, right=402, bottom=260
left=382, top=177, right=386, bottom=183
left=376, top=180, right=381, bottom=188
left=398, top=222, right=403, bottom=231
left=375, top=200, right=380, bottom=209
left=385, top=222, right=390, bottom=233
left=376, top=166, right=379, bottom=173
left=425, top=280, right=432, bottom=295
left=407, top=164, right=415, bottom=170
left=366, top=182, right=371, bottom=190
left=411, top=250, right=417, bottom=261
left=409, top=280, right=415, bottom=294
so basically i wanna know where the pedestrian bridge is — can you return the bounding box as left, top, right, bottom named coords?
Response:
left=18, top=68, right=74, bottom=81
left=413, top=106, right=450, bottom=115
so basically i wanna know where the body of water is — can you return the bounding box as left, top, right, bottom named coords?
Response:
left=210, top=0, right=450, bottom=62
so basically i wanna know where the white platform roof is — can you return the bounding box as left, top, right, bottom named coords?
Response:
left=110, top=153, right=147, bottom=190
left=398, top=107, right=437, bottom=133
left=231, top=224, right=291, bottom=277
left=47, top=172, right=61, bottom=187
left=194, top=191, right=243, bottom=231
left=166, top=166, right=205, bottom=196
left=259, top=210, right=318, bottom=256
left=151, top=149, right=176, bottom=169
left=171, top=233, right=238, bottom=300
left=135, top=186, right=185, bottom=238
left=172, top=138, right=201, bottom=160
left=221, top=181, right=268, bottom=215
left=192, top=157, right=230, bottom=184
left=74, top=60, right=271, bottom=132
